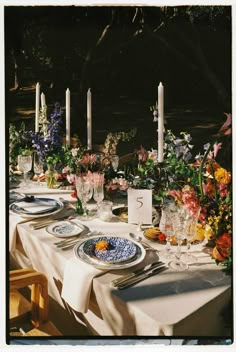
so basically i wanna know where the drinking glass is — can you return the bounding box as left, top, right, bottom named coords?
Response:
left=159, top=205, right=177, bottom=260
left=181, top=207, right=201, bottom=264
left=75, top=174, right=94, bottom=220
left=33, top=152, right=44, bottom=186
left=168, top=206, right=191, bottom=271
left=93, top=172, right=105, bottom=214
left=110, top=154, right=119, bottom=172
left=18, top=155, right=32, bottom=187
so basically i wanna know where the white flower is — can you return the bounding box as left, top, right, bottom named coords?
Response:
left=71, top=148, right=79, bottom=157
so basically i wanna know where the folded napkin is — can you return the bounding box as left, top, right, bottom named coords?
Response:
left=61, top=257, right=105, bottom=313
left=12, top=199, right=59, bottom=214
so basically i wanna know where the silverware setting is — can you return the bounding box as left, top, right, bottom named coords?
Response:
left=116, top=265, right=167, bottom=289
left=112, top=261, right=164, bottom=286
left=30, top=215, right=75, bottom=230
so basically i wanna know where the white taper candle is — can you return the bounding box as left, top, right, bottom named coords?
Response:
left=66, top=88, right=71, bottom=146
left=41, top=92, right=46, bottom=108
left=158, top=82, right=164, bottom=163
left=35, top=82, right=40, bottom=132
left=87, top=88, right=92, bottom=150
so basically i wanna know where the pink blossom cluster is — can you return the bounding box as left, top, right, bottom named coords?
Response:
left=105, top=177, right=129, bottom=192
left=168, top=186, right=202, bottom=218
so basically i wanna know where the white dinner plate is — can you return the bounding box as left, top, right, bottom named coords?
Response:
left=74, top=235, right=146, bottom=270
left=9, top=197, right=64, bottom=219
left=46, top=220, right=85, bottom=238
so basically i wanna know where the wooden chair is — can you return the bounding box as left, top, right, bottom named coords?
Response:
left=9, top=268, right=62, bottom=336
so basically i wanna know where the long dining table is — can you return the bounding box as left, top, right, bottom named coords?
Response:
left=8, top=181, right=232, bottom=337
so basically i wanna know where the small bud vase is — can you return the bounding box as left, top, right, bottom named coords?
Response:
left=45, top=164, right=58, bottom=189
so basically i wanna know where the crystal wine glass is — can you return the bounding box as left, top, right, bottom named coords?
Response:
left=75, top=174, right=94, bottom=220
left=33, top=152, right=44, bottom=186
left=168, top=205, right=191, bottom=271
left=110, top=154, right=119, bottom=172
left=159, top=204, right=177, bottom=260
left=93, top=172, right=105, bottom=214
left=18, top=155, right=32, bottom=187
left=181, top=207, right=201, bottom=264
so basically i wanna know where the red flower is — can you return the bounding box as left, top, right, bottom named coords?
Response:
left=216, top=233, right=232, bottom=248
left=212, top=233, right=232, bottom=262
left=158, top=233, right=167, bottom=242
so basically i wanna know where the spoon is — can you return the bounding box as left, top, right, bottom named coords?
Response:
left=129, top=232, right=143, bottom=242
left=129, top=233, right=158, bottom=252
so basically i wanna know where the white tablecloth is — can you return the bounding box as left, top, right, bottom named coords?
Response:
left=8, top=185, right=232, bottom=336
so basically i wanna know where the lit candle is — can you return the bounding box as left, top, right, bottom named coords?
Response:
left=35, top=82, right=40, bottom=132
left=87, top=88, right=92, bottom=150
left=66, top=88, right=71, bottom=146
left=158, top=82, right=164, bottom=163
left=41, top=92, right=46, bottom=108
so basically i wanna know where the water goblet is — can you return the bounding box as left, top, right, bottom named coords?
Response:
left=159, top=207, right=176, bottom=260
left=18, top=154, right=32, bottom=187
left=181, top=207, right=201, bottom=264
left=33, top=152, right=44, bottom=186
left=110, top=154, right=119, bottom=172
left=168, top=206, right=191, bottom=271
left=93, top=172, right=105, bottom=214
left=75, top=174, right=94, bottom=220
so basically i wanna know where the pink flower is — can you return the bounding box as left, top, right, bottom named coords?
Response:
left=136, top=146, right=148, bottom=162
left=67, top=174, right=75, bottom=184
left=213, top=142, right=222, bottom=158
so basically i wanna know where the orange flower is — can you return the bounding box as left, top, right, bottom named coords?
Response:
left=212, top=233, right=231, bottom=262
left=214, top=168, right=231, bottom=185
left=215, top=233, right=232, bottom=248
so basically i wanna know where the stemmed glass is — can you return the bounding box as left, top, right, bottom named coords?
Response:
left=75, top=173, right=94, bottom=220
left=18, top=155, right=32, bottom=187
left=181, top=207, right=201, bottom=264
left=93, top=172, right=105, bottom=215
left=168, top=205, right=191, bottom=271
left=159, top=203, right=177, bottom=260
left=33, top=152, right=44, bottom=186
left=110, top=154, right=119, bottom=172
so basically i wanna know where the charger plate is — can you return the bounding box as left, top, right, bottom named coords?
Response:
left=9, top=197, right=64, bottom=219
left=74, top=236, right=146, bottom=270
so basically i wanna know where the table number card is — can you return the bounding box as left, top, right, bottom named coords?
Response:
left=128, top=188, right=152, bottom=225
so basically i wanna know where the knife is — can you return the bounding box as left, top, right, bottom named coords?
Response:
left=117, top=265, right=167, bottom=290
left=112, top=261, right=163, bottom=286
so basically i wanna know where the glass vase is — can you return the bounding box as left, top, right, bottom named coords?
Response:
left=45, top=164, right=58, bottom=189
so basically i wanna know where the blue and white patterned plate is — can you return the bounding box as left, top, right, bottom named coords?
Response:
left=82, top=236, right=137, bottom=263
left=74, top=237, right=146, bottom=270
left=46, top=220, right=84, bottom=238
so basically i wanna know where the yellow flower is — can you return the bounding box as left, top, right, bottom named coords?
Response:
left=214, top=168, right=231, bottom=185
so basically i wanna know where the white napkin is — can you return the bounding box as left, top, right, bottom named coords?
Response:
left=14, top=200, right=57, bottom=213
left=61, top=257, right=105, bottom=313
left=9, top=214, right=31, bottom=252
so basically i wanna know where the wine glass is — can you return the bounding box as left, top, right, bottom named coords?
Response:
left=110, top=155, right=119, bottom=172
left=75, top=174, right=94, bottom=220
left=181, top=207, right=201, bottom=264
left=18, top=155, right=32, bottom=187
left=168, top=206, right=191, bottom=271
left=93, top=172, right=105, bottom=214
left=159, top=205, right=177, bottom=260
left=33, top=152, right=44, bottom=186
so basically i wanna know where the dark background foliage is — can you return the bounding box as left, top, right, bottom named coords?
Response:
left=5, top=5, right=232, bottom=161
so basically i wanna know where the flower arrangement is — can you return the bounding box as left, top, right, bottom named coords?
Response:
left=165, top=139, right=232, bottom=273
left=32, top=102, right=64, bottom=166
left=103, top=128, right=137, bottom=156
